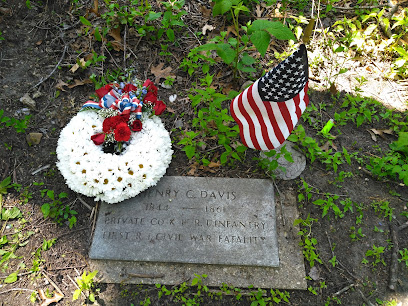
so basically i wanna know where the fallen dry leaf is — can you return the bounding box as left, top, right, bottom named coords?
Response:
left=187, top=163, right=198, bottom=176
left=151, top=63, right=176, bottom=83
left=39, top=289, right=64, bottom=306
left=91, top=0, right=99, bottom=14
left=70, top=58, right=86, bottom=73
left=208, top=161, right=221, bottom=168
left=202, top=24, right=214, bottom=35
left=255, top=4, right=263, bottom=17
left=320, top=141, right=337, bottom=152
left=200, top=5, right=212, bottom=18
left=108, top=27, right=123, bottom=51
left=55, top=79, right=69, bottom=91
left=226, top=25, right=237, bottom=37
left=166, top=106, right=176, bottom=113
left=67, top=78, right=93, bottom=89
left=109, top=27, right=122, bottom=42
left=368, top=128, right=393, bottom=141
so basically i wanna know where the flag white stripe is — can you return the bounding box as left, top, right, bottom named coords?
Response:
left=251, top=82, right=281, bottom=149
left=285, top=98, right=298, bottom=128
left=232, top=87, right=255, bottom=149
left=270, top=101, right=290, bottom=140
left=241, top=82, right=266, bottom=149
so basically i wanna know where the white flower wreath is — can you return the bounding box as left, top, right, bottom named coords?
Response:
left=56, top=111, right=173, bottom=203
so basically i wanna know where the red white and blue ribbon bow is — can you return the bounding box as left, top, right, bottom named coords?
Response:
left=230, top=44, right=309, bottom=151
left=82, top=82, right=147, bottom=119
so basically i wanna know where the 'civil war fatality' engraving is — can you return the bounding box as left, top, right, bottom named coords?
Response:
left=89, top=176, right=279, bottom=267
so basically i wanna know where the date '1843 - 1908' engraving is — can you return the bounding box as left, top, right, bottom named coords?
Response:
left=89, top=176, right=279, bottom=267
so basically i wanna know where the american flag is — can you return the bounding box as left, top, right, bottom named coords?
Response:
left=230, top=44, right=309, bottom=151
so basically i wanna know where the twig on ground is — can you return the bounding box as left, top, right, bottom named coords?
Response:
left=333, top=283, right=355, bottom=296
left=104, top=45, right=120, bottom=69
left=42, top=270, right=64, bottom=297
left=77, top=196, right=93, bottom=211
left=0, top=288, right=35, bottom=295
left=48, top=265, right=87, bottom=272
left=90, top=201, right=99, bottom=241
left=55, top=226, right=88, bottom=240
left=389, top=223, right=399, bottom=291
left=0, top=271, right=32, bottom=279
left=31, top=164, right=50, bottom=176
left=358, top=289, right=375, bottom=306
left=325, top=231, right=360, bottom=281
left=29, top=45, right=68, bottom=92
left=67, top=274, right=87, bottom=299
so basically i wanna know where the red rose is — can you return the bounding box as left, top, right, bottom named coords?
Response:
left=95, top=84, right=113, bottom=98
left=144, top=91, right=157, bottom=103
left=91, top=133, right=105, bottom=145
left=123, top=83, right=137, bottom=93
left=131, top=119, right=142, bottom=132
left=102, top=115, right=130, bottom=133
left=103, top=116, right=120, bottom=133
left=114, top=122, right=131, bottom=142
left=143, top=79, right=158, bottom=96
left=153, top=100, right=166, bottom=115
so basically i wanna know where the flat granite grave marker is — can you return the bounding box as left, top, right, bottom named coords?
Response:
left=90, top=176, right=307, bottom=289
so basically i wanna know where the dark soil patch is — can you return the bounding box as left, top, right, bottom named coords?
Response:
left=1, top=1, right=408, bottom=305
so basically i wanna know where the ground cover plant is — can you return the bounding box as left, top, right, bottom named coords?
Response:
left=0, top=0, right=408, bottom=305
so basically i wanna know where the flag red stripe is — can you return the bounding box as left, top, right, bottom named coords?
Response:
left=263, top=102, right=285, bottom=145
left=293, top=93, right=302, bottom=120
left=230, top=95, right=249, bottom=148
left=247, top=84, right=274, bottom=150
left=278, top=101, right=293, bottom=133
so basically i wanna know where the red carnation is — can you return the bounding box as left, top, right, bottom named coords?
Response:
left=123, top=83, right=137, bottom=93
left=143, top=79, right=158, bottom=96
left=95, top=84, right=113, bottom=98
left=114, top=122, right=131, bottom=142
left=144, top=91, right=157, bottom=103
left=131, top=120, right=142, bottom=132
left=91, top=133, right=105, bottom=145
left=103, top=116, right=120, bottom=133
left=153, top=100, right=166, bottom=116
left=102, top=114, right=130, bottom=133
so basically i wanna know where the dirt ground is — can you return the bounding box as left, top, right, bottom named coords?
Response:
left=1, top=0, right=408, bottom=305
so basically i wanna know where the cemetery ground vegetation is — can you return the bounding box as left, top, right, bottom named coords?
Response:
left=0, top=0, right=408, bottom=305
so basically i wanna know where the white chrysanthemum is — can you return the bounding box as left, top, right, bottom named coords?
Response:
left=56, top=111, right=173, bottom=204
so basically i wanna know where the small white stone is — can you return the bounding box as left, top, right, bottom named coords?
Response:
left=169, top=94, right=177, bottom=103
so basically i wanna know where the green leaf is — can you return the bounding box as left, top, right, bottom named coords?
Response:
left=250, top=31, right=271, bottom=56
left=41, top=204, right=51, bottom=218
left=389, top=132, right=408, bottom=155
left=213, top=0, right=233, bottom=16
left=166, top=29, right=175, bottom=42
left=73, top=289, right=81, bottom=301
left=248, top=20, right=275, bottom=34
left=191, top=277, right=199, bottom=286
left=184, top=146, right=196, bottom=159
left=146, top=11, right=162, bottom=21
left=241, top=53, right=256, bottom=65
left=94, top=27, right=102, bottom=41
left=4, top=272, right=18, bottom=283
left=89, top=293, right=95, bottom=302
left=215, top=43, right=235, bottom=64
left=79, top=16, right=92, bottom=27
left=264, top=24, right=296, bottom=40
